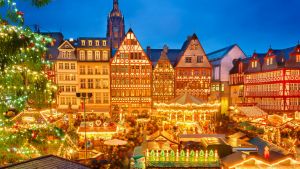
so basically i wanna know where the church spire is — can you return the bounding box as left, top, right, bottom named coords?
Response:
left=107, top=0, right=125, bottom=50
left=113, top=0, right=119, bottom=10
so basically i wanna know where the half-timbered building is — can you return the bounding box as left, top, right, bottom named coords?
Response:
left=110, top=29, right=152, bottom=115
left=175, top=34, right=212, bottom=100
left=230, top=44, right=300, bottom=114
left=152, top=45, right=175, bottom=104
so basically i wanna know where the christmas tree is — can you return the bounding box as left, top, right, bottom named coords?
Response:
left=0, top=0, right=56, bottom=116
left=0, top=0, right=76, bottom=165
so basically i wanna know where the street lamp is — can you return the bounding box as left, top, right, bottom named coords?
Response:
left=76, top=92, right=92, bottom=160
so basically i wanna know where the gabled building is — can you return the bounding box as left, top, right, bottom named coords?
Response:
left=107, top=0, right=125, bottom=50
left=152, top=45, right=175, bottom=104
left=230, top=44, right=300, bottom=114
left=175, top=34, right=211, bottom=100
left=207, top=44, right=246, bottom=115
left=110, top=29, right=152, bottom=115
left=56, top=40, right=78, bottom=110
left=76, top=38, right=110, bottom=114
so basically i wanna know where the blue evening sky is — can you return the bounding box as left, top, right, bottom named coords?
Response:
left=16, top=0, right=300, bottom=55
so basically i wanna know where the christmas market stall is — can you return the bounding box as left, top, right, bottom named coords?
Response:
left=154, top=93, right=220, bottom=134
left=76, top=121, right=118, bottom=141
left=131, top=130, right=221, bottom=168
left=229, top=106, right=268, bottom=122
left=11, top=109, right=55, bottom=128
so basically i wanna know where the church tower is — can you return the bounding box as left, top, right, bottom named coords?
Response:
left=107, top=0, right=125, bottom=51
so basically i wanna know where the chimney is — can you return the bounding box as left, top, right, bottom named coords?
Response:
left=163, top=45, right=169, bottom=53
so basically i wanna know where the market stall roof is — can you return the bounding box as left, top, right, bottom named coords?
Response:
left=133, top=146, right=144, bottom=159
left=77, top=126, right=117, bottom=133
left=12, top=109, right=49, bottom=126
left=222, top=151, right=299, bottom=168
left=228, top=132, right=246, bottom=139
left=237, top=106, right=267, bottom=118
left=167, top=93, right=204, bottom=105
left=179, top=134, right=226, bottom=142
left=147, top=142, right=161, bottom=150
left=146, top=130, right=179, bottom=144
left=221, top=151, right=244, bottom=168
left=104, top=139, right=127, bottom=146
left=249, top=137, right=289, bottom=155
left=4, top=155, right=90, bottom=169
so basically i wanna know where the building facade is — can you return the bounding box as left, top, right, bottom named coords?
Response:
left=229, top=57, right=251, bottom=105
left=56, top=40, right=78, bottom=110
left=152, top=46, right=175, bottom=104
left=230, top=44, right=300, bottom=114
left=110, top=29, right=152, bottom=115
left=175, top=34, right=212, bottom=100
left=76, top=38, right=111, bottom=114
left=207, top=44, right=246, bottom=115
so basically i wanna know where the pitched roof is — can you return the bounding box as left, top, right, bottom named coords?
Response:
left=146, top=130, right=179, bottom=144
left=3, top=155, right=90, bottom=169
left=147, top=48, right=181, bottom=67
left=249, top=137, right=289, bottom=156
left=236, top=106, right=268, bottom=118
left=230, top=57, right=251, bottom=74
left=207, top=44, right=236, bottom=61
left=41, top=32, right=64, bottom=60
left=168, top=93, right=204, bottom=105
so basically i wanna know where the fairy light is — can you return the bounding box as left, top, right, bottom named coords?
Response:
left=0, top=24, right=56, bottom=112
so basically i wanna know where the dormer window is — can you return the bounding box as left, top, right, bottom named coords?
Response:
left=103, top=40, right=107, bottom=47
left=81, top=40, right=85, bottom=46
left=266, top=57, right=273, bottom=65
left=95, top=40, right=100, bottom=46
left=88, top=40, right=93, bottom=46
left=251, top=60, right=258, bottom=68
left=296, top=55, right=300, bottom=62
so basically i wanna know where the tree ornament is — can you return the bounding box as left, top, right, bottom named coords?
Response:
left=28, top=42, right=35, bottom=48
left=16, top=11, right=24, bottom=16
left=19, top=34, right=25, bottom=40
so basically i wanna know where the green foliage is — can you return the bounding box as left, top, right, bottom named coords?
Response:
left=0, top=125, right=65, bottom=165
left=1, top=0, right=52, bottom=24
left=30, top=0, right=52, bottom=7
left=0, top=25, right=56, bottom=114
